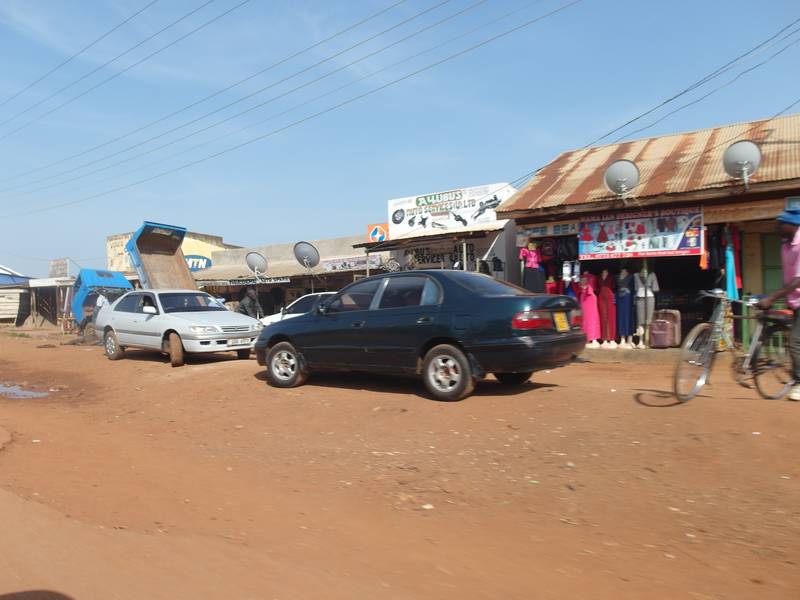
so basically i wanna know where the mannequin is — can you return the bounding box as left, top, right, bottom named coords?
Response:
left=634, top=262, right=660, bottom=349
left=596, top=269, right=617, bottom=348
left=578, top=272, right=601, bottom=348
left=519, top=238, right=545, bottom=293
left=616, top=268, right=635, bottom=348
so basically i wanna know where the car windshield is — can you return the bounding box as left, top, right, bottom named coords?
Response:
left=159, top=292, right=226, bottom=313
left=447, top=271, right=531, bottom=296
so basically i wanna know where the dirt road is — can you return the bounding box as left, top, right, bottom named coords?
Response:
left=1, top=332, right=798, bottom=599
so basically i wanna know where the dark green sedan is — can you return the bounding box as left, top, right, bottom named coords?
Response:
left=255, top=270, right=586, bottom=401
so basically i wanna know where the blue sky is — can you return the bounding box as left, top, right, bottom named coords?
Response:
left=0, top=0, right=797, bottom=276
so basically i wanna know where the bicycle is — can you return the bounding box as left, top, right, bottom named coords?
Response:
left=673, top=289, right=795, bottom=402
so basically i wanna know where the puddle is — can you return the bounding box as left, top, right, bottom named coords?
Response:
left=0, top=383, right=49, bottom=399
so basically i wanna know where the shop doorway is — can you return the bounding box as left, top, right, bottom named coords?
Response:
left=762, top=234, right=782, bottom=294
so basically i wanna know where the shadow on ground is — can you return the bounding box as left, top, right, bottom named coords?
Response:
left=254, top=370, right=557, bottom=400
left=0, top=593, right=74, bottom=600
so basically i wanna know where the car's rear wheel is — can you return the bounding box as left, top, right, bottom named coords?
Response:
left=266, top=341, right=308, bottom=388
left=236, top=349, right=251, bottom=359
left=422, top=344, right=474, bottom=401
left=104, top=330, right=124, bottom=360
left=494, top=371, right=533, bottom=386
left=168, top=332, right=185, bottom=367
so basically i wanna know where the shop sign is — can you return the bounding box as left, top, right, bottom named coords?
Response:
left=199, top=277, right=290, bottom=286
left=391, top=239, right=494, bottom=270
left=367, top=223, right=389, bottom=243
left=387, top=182, right=516, bottom=238
left=184, top=254, right=212, bottom=271
left=48, top=258, right=69, bottom=278
left=517, top=220, right=578, bottom=244
left=322, top=255, right=382, bottom=272
left=578, top=208, right=703, bottom=260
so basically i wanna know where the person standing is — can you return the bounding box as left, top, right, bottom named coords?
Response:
left=237, top=287, right=264, bottom=319
left=757, top=209, right=800, bottom=400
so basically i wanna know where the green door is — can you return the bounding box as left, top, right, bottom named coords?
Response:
left=763, top=234, right=783, bottom=293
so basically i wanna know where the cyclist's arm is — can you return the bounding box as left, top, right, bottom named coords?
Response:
left=758, top=277, right=800, bottom=309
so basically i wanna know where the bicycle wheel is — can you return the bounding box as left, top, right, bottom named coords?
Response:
left=673, top=322, right=715, bottom=402
left=753, top=327, right=795, bottom=400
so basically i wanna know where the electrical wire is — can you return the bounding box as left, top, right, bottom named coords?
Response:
left=0, top=0, right=456, bottom=195
left=3, top=0, right=549, bottom=203
left=0, top=0, right=412, bottom=186
left=3, top=0, right=490, bottom=198
left=0, top=0, right=252, bottom=141
left=0, top=0, right=162, bottom=109
left=0, top=0, right=585, bottom=219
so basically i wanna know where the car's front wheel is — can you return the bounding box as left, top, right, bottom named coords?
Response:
left=494, top=372, right=533, bottom=386
left=422, top=344, right=475, bottom=401
left=104, top=330, right=124, bottom=360
left=266, top=341, right=308, bottom=388
left=168, top=332, right=185, bottom=367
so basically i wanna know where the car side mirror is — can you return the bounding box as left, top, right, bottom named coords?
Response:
left=142, top=305, right=157, bottom=315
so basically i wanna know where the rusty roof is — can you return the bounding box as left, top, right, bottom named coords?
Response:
left=498, top=112, right=800, bottom=218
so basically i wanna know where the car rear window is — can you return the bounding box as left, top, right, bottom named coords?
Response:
left=447, top=271, right=531, bottom=296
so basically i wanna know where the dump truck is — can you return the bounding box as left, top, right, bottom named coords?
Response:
left=71, top=268, right=133, bottom=338
left=125, top=221, right=197, bottom=290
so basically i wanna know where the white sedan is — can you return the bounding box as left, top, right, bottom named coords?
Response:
left=260, top=292, right=335, bottom=327
left=97, top=289, right=263, bottom=367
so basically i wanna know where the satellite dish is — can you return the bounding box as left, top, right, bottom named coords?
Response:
left=604, top=160, right=640, bottom=196
left=293, top=241, right=321, bottom=292
left=723, top=140, right=761, bottom=190
left=245, top=251, right=268, bottom=281
left=293, top=241, right=320, bottom=269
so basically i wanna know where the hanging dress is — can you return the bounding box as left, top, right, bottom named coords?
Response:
left=578, top=274, right=601, bottom=342
left=616, top=273, right=635, bottom=337
left=519, top=246, right=545, bottom=293
left=596, top=273, right=617, bottom=341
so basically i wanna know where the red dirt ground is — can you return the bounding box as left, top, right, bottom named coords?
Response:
left=0, top=332, right=798, bottom=599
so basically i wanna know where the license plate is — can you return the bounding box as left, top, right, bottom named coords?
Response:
left=229, top=337, right=250, bottom=346
left=553, top=312, right=569, bottom=332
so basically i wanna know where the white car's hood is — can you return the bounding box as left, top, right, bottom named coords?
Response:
left=167, top=310, right=257, bottom=327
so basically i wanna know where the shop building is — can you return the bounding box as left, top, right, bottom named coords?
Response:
left=497, top=112, right=800, bottom=347
left=0, top=264, right=30, bottom=324
left=193, top=235, right=385, bottom=315
left=355, top=182, right=519, bottom=281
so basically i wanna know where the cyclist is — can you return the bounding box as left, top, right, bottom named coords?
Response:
left=756, top=209, right=800, bottom=400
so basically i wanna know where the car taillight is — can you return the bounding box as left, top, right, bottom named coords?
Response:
left=512, top=310, right=552, bottom=330
left=570, top=309, right=582, bottom=327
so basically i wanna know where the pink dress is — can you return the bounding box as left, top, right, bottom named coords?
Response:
left=578, top=274, right=601, bottom=341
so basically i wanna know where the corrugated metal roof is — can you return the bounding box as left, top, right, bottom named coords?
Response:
left=498, top=113, right=800, bottom=217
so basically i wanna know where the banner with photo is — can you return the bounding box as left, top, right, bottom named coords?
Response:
left=578, top=208, right=703, bottom=260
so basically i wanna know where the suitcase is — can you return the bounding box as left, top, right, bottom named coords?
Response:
left=649, top=319, right=674, bottom=348
left=653, top=309, right=681, bottom=346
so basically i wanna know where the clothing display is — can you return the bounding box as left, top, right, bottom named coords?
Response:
left=616, top=272, right=635, bottom=337
left=596, top=272, right=616, bottom=341
left=578, top=274, right=601, bottom=342
left=523, top=268, right=545, bottom=292
left=519, top=246, right=541, bottom=269
left=634, top=270, right=659, bottom=326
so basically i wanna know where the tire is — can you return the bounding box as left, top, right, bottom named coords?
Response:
left=236, top=349, right=251, bottom=360
left=422, top=344, right=475, bottom=401
left=104, top=330, right=124, bottom=361
left=673, top=322, right=715, bottom=402
left=168, top=332, right=185, bottom=368
left=753, top=327, right=795, bottom=400
left=494, top=372, right=533, bottom=386
left=266, top=341, right=308, bottom=388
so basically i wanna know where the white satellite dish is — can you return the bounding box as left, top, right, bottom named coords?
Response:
left=245, top=251, right=268, bottom=282
left=293, top=241, right=321, bottom=292
left=604, top=159, right=640, bottom=197
left=723, top=140, right=761, bottom=191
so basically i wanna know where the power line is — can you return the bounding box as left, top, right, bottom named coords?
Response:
left=0, top=0, right=585, bottom=219
left=0, top=0, right=455, bottom=195
left=4, top=0, right=488, bottom=198
left=0, top=0, right=252, bottom=141
left=0, top=0, right=162, bottom=109
left=582, top=14, right=800, bottom=148
left=0, top=0, right=412, bottom=187
left=7, top=0, right=549, bottom=204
